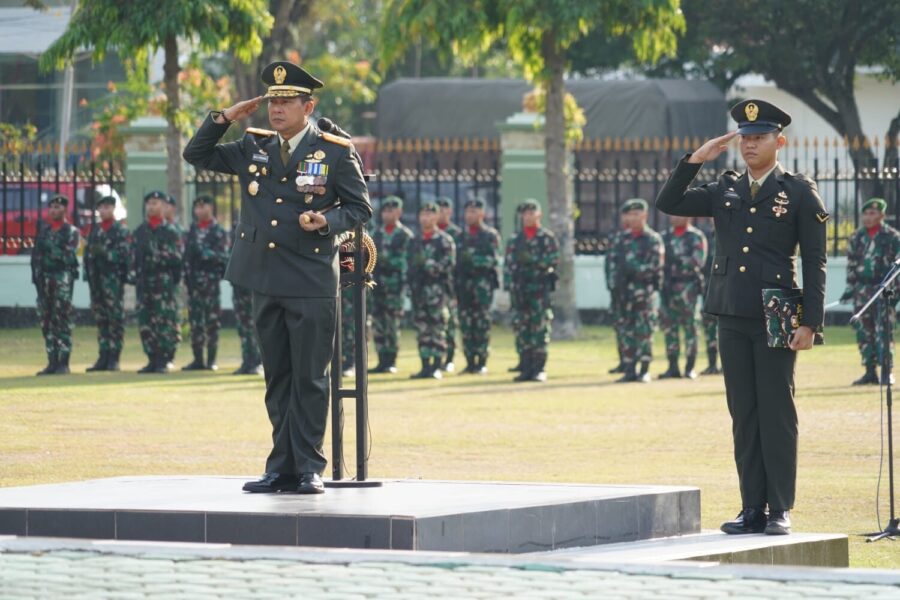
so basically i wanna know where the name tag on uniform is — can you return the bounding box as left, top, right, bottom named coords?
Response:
left=252, top=153, right=269, bottom=163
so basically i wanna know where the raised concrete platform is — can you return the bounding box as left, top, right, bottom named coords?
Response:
left=542, top=531, right=850, bottom=568
left=0, top=477, right=700, bottom=553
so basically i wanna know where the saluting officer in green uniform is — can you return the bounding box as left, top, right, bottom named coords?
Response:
left=84, top=195, right=130, bottom=372
left=32, top=194, right=80, bottom=375
left=657, top=99, right=828, bottom=536
left=841, top=197, right=900, bottom=385
left=184, top=61, right=372, bottom=495
left=182, top=195, right=229, bottom=371
left=437, top=196, right=462, bottom=371
left=369, top=196, right=413, bottom=374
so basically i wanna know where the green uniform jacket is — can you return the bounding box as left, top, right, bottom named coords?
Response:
left=182, top=114, right=372, bottom=298
left=656, top=157, right=828, bottom=328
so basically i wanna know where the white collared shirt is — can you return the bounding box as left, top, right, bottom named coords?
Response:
left=748, top=163, right=779, bottom=190
left=278, top=121, right=311, bottom=156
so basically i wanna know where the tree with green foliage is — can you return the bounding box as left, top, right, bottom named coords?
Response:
left=380, top=0, right=684, bottom=338
left=41, top=0, right=272, bottom=203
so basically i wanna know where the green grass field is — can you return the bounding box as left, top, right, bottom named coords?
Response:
left=0, top=324, right=897, bottom=568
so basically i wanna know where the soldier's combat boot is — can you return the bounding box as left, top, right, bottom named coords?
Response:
left=106, top=349, right=121, bottom=372
left=528, top=353, right=547, bottom=382
left=701, top=349, right=721, bottom=375
left=443, top=347, right=455, bottom=373
left=430, top=357, right=443, bottom=380
left=853, top=365, right=878, bottom=385
left=658, top=356, right=681, bottom=379
left=608, top=347, right=625, bottom=374
left=683, top=353, right=698, bottom=380
left=368, top=352, right=389, bottom=374
left=86, top=350, right=108, bottom=372
left=615, top=362, right=637, bottom=383
left=182, top=344, right=205, bottom=371
left=37, top=351, right=58, bottom=376
left=475, top=354, right=488, bottom=375
left=410, top=356, right=431, bottom=379
left=206, top=344, right=218, bottom=371
left=53, top=351, right=71, bottom=375
left=384, top=352, right=398, bottom=374
left=508, top=357, right=523, bottom=372
left=342, top=361, right=355, bottom=378
left=233, top=362, right=248, bottom=375
left=513, top=353, right=533, bottom=382
left=637, top=360, right=652, bottom=383
left=153, top=354, right=171, bottom=374
left=137, top=355, right=157, bottom=374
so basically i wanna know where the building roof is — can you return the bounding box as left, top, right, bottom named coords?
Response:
left=0, top=6, right=72, bottom=55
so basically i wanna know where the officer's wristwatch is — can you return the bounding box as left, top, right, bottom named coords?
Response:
left=212, top=110, right=233, bottom=124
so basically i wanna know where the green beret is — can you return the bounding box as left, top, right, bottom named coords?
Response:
left=144, top=190, right=167, bottom=203
left=193, top=195, right=214, bottom=206
left=862, top=197, right=887, bottom=213
left=419, top=201, right=439, bottom=213
left=48, top=194, right=68, bottom=207
left=621, top=198, right=648, bottom=213
left=381, top=196, right=403, bottom=210
left=436, top=196, right=453, bottom=208
left=465, top=198, right=485, bottom=209
left=96, top=195, right=116, bottom=207
left=517, top=199, right=540, bottom=213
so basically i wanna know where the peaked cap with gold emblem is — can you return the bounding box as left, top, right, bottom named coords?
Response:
left=261, top=61, right=324, bottom=99
left=730, top=99, right=792, bottom=135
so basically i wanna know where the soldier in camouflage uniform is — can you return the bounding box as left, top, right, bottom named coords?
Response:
left=612, top=199, right=665, bottom=383
left=658, top=215, right=707, bottom=379
left=699, top=222, right=721, bottom=374
left=408, top=201, right=456, bottom=379
left=133, top=191, right=184, bottom=374
left=84, top=195, right=130, bottom=372
left=164, top=194, right=185, bottom=367
left=232, top=283, right=263, bottom=375
left=437, top=196, right=462, bottom=371
left=182, top=195, right=229, bottom=371
left=456, top=198, right=501, bottom=374
left=841, top=197, right=900, bottom=385
left=504, top=199, right=559, bottom=383
left=605, top=218, right=628, bottom=374
left=32, top=194, right=81, bottom=375
left=369, top=196, right=413, bottom=374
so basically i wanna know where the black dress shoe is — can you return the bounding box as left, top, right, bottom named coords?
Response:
left=765, top=510, right=791, bottom=535
left=297, top=472, right=325, bottom=494
left=721, top=508, right=767, bottom=534
left=242, top=473, right=298, bottom=493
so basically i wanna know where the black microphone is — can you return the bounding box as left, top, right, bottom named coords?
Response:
left=317, top=117, right=352, bottom=139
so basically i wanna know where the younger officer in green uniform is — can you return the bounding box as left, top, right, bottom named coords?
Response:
left=504, top=199, right=559, bottom=382
left=184, top=61, right=372, bottom=494
left=32, top=194, right=80, bottom=375
left=841, top=197, right=900, bottom=385
left=657, top=99, right=828, bottom=536
left=182, top=195, right=229, bottom=371
left=84, top=195, right=130, bottom=372
left=408, top=201, right=456, bottom=379
left=456, top=198, right=501, bottom=373
left=611, top=199, right=665, bottom=383
left=659, top=215, right=707, bottom=379
left=369, top=196, right=413, bottom=374
left=133, top=191, right=183, bottom=374
left=437, top=196, right=462, bottom=371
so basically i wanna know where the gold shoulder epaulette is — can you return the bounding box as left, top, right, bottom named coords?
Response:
left=320, top=131, right=352, bottom=147
left=246, top=127, right=276, bottom=137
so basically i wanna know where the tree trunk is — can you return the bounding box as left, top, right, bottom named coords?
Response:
left=542, top=30, right=580, bottom=340
left=163, top=34, right=184, bottom=209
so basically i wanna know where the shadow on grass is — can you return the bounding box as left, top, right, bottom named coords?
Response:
left=0, top=371, right=266, bottom=392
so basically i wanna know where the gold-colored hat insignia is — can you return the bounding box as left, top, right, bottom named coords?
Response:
left=745, top=103, right=759, bottom=122
left=274, top=65, right=287, bottom=85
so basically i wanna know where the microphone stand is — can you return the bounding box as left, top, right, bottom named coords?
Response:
left=853, top=257, right=900, bottom=542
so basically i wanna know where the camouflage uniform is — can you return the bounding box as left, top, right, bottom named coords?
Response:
left=439, top=220, right=462, bottom=368
left=83, top=213, right=131, bottom=371
left=612, top=224, right=664, bottom=378
left=167, top=218, right=186, bottom=363
left=700, top=223, right=720, bottom=373
left=842, top=220, right=900, bottom=380
left=183, top=216, right=228, bottom=369
left=408, top=227, right=456, bottom=374
left=604, top=228, right=626, bottom=372
left=232, top=282, right=262, bottom=373
left=370, top=220, right=413, bottom=371
left=456, top=221, right=501, bottom=371
left=32, top=217, right=80, bottom=374
left=659, top=224, right=707, bottom=377
left=504, top=222, right=559, bottom=380
left=133, top=218, right=183, bottom=373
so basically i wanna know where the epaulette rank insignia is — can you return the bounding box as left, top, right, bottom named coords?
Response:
left=320, top=132, right=351, bottom=147
left=246, top=127, right=276, bottom=137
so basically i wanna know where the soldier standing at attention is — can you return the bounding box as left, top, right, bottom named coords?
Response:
left=133, top=191, right=183, bottom=374
left=182, top=195, right=229, bottom=371
left=656, top=99, right=828, bottom=536
left=436, top=196, right=462, bottom=372
left=659, top=215, right=707, bottom=379
left=699, top=222, right=721, bottom=374
left=408, top=201, right=456, bottom=379
left=604, top=217, right=627, bottom=374
left=164, top=194, right=185, bottom=368
left=456, top=198, right=501, bottom=374
left=841, top=197, right=900, bottom=385
left=612, top=199, right=665, bottom=383
left=230, top=222, right=263, bottom=375
left=504, top=199, right=559, bottom=383
left=33, top=194, right=80, bottom=375
left=369, top=196, right=412, bottom=374
left=84, top=195, right=130, bottom=372
left=183, top=61, right=372, bottom=494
